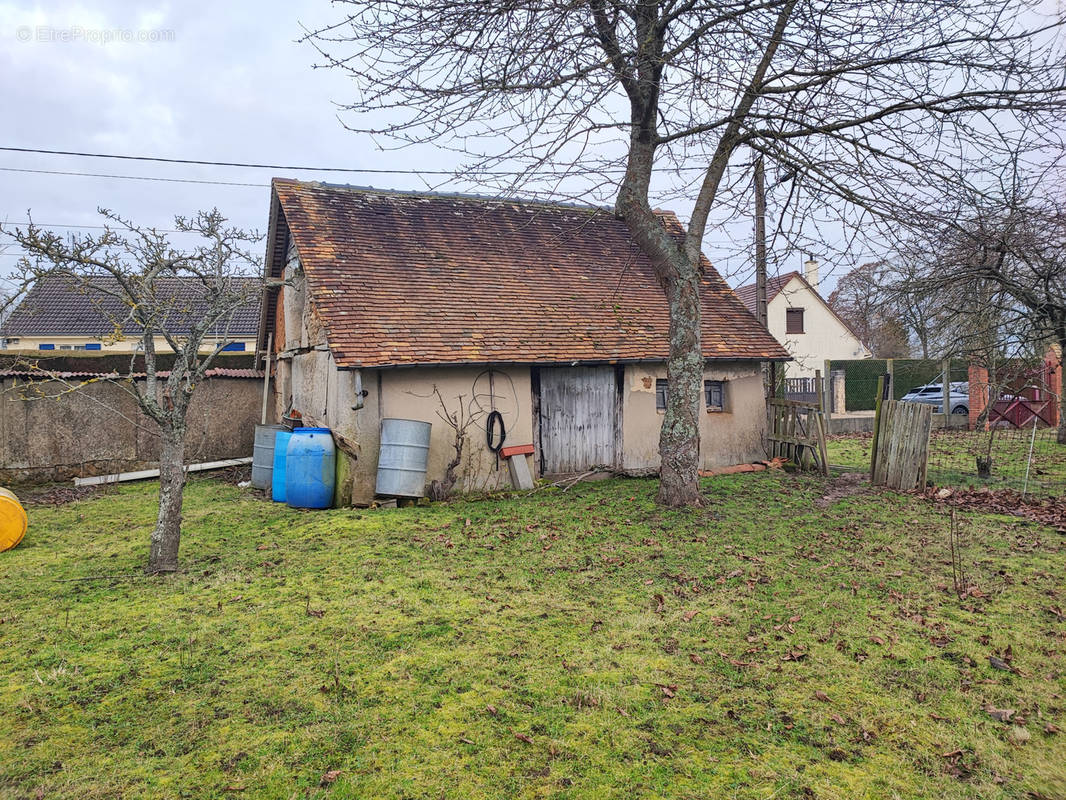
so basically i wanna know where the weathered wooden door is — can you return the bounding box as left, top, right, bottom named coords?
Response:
left=538, top=366, right=617, bottom=474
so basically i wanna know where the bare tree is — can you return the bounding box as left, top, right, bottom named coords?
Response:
left=893, top=171, right=1066, bottom=442
left=304, top=0, right=1066, bottom=505
left=1, top=210, right=261, bottom=572
left=827, top=262, right=911, bottom=358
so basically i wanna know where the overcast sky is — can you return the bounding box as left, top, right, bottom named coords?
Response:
left=0, top=0, right=840, bottom=293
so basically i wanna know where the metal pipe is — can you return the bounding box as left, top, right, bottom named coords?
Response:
left=351, top=369, right=365, bottom=411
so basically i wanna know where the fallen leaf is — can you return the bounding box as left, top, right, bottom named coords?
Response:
left=689, top=653, right=704, bottom=665
left=654, top=594, right=665, bottom=613
left=830, top=714, right=845, bottom=725
left=223, top=787, right=247, bottom=793
left=989, top=655, right=1012, bottom=672
left=485, top=704, right=498, bottom=716
left=682, top=609, right=699, bottom=622
left=814, top=690, right=830, bottom=703
left=788, top=614, right=802, bottom=623
left=658, top=684, right=677, bottom=698
left=459, top=737, right=475, bottom=745
left=616, top=706, right=630, bottom=717
left=1044, top=722, right=1060, bottom=735
left=985, top=706, right=1016, bottom=723
left=514, top=732, right=533, bottom=744
left=319, top=769, right=341, bottom=787
left=869, top=635, right=885, bottom=646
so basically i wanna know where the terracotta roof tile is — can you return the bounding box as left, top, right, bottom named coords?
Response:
left=269, top=180, right=789, bottom=368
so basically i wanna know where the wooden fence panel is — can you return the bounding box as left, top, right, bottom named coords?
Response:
left=872, top=401, right=932, bottom=489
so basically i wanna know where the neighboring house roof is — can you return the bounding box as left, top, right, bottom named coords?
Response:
left=266, top=179, right=789, bottom=368
left=734, top=270, right=869, bottom=350
left=1, top=275, right=261, bottom=338
left=733, top=272, right=797, bottom=315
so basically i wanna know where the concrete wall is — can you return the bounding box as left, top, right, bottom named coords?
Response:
left=769, top=276, right=870, bottom=379
left=0, top=375, right=260, bottom=483
left=621, top=362, right=768, bottom=471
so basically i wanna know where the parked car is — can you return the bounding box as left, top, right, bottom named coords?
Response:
left=900, top=382, right=969, bottom=415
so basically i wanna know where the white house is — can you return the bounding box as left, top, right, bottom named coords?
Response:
left=734, top=260, right=870, bottom=379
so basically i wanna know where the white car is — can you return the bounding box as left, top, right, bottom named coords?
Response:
left=900, top=382, right=969, bottom=415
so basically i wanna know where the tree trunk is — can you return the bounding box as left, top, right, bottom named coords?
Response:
left=147, top=427, right=186, bottom=573
left=657, top=267, right=704, bottom=507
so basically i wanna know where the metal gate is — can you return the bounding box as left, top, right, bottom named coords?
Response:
left=538, top=366, right=617, bottom=474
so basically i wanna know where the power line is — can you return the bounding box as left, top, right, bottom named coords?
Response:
left=0, top=145, right=489, bottom=175
left=0, top=144, right=749, bottom=176
left=0, top=167, right=265, bottom=188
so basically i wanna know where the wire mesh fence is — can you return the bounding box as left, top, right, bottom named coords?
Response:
left=826, top=425, right=1066, bottom=497
left=829, top=358, right=969, bottom=412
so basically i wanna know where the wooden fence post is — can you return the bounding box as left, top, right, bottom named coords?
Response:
left=941, top=358, right=951, bottom=426
left=870, top=374, right=886, bottom=480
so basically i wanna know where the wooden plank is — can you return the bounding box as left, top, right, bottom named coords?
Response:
left=815, top=411, right=830, bottom=477
left=870, top=375, right=886, bottom=480
left=74, top=457, right=253, bottom=487
left=912, top=407, right=929, bottom=488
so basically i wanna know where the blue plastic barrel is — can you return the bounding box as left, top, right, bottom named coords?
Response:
left=285, top=427, right=336, bottom=509
left=271, top=429, right=293, bottom=502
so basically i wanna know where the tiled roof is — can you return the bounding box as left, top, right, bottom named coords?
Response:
left=733, top=272, right=798, bottom=315
left=268, top=180, right=789, bottom=368
left=1, top=275, right=261, bottom=338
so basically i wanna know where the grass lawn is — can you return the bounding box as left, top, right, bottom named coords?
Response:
left=826, top=429, right=1066, bottom=495
left=1, top=472, right=1064, bottom=799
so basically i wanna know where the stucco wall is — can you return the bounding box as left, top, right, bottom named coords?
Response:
left=0, top=376, right=260, bottom=483
left=379, top=366, right=534, bottom=493
left=768, top=277, right=869, bottom=378
left=621, top=362, right=768, bottom=471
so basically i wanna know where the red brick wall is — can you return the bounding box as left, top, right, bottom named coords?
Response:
left=968, top=364, right=989, bottom=431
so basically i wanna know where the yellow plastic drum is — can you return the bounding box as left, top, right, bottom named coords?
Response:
left=0, top=488, right=28, bottom=552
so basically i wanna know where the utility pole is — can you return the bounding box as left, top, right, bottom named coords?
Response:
left=753, top=155, right=768, bottom=329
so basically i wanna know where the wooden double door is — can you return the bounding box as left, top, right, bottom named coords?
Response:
left=537, top=366, right=620, bottom=474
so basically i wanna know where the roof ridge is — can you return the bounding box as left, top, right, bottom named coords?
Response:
left=274, top=177, right=616, bottom=213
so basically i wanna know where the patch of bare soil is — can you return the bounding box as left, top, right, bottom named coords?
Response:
left=925, top=486, right=1066, bottom=533
left=816, top=471, right=871, bottom=508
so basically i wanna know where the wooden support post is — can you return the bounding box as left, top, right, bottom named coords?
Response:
left=870, top=374, right=886, bottom=480
left=941, top=357, right=951, bottom=424
left=260, top=332, right=273, bottom=426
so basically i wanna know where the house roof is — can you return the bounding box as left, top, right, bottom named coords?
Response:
left=1, top=275, right=261, bottom=338
left=734, top=270, right=870, bottom=350
left=733, top=271, right=800, bottom=315
left=266, top=179, right=789, bottom=368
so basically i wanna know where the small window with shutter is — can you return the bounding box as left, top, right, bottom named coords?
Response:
left=785, top=308, right=805, bottom=334
left=704, top=380, right=725, bottom=411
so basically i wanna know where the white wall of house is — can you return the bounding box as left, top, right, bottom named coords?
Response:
left=1, top=334, right=255, bottom=353
left=767, top=276, right=870, bottom=379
